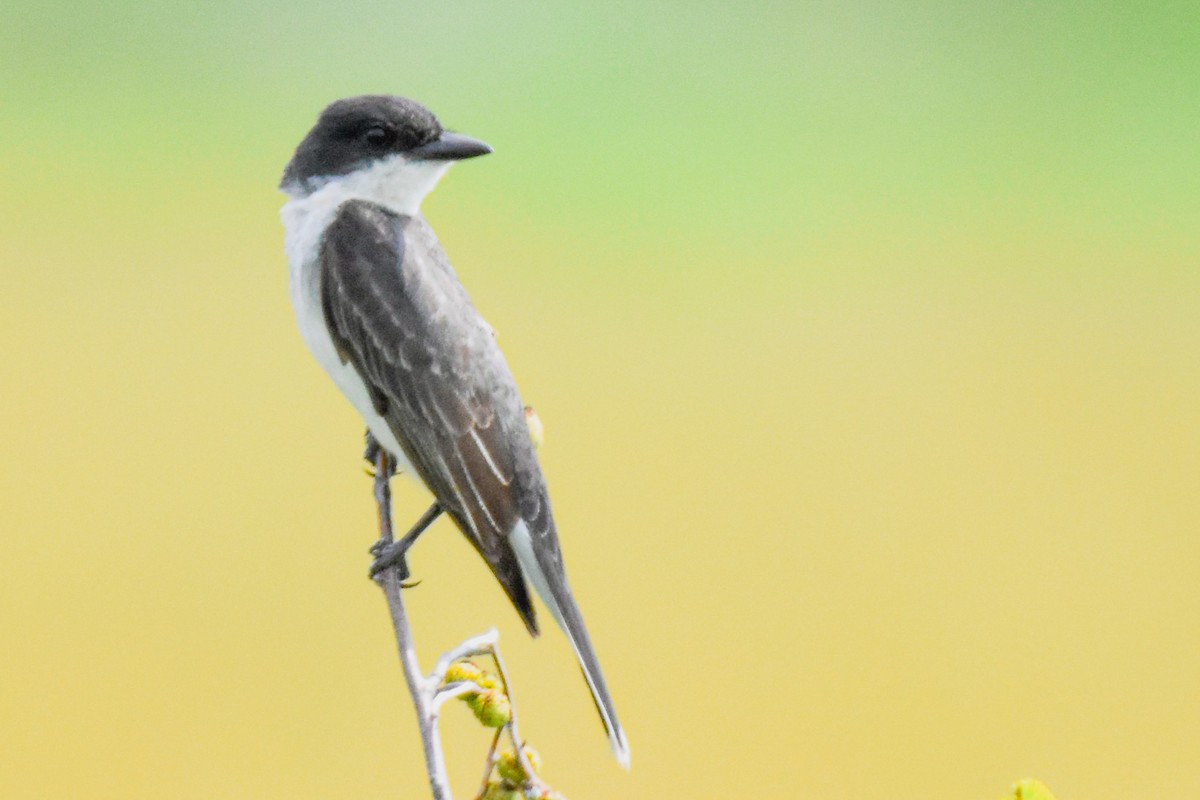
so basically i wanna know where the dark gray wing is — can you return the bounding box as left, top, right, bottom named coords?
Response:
left=319, top=199, right=543, bottom=633
left=320, top=200, right=628, bottom=763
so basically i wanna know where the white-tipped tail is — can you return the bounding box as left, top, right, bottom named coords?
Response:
left=510, top=521, right=631, bottom=769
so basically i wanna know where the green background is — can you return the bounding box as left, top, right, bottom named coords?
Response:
left=3, top=2, right=1198, bottom=797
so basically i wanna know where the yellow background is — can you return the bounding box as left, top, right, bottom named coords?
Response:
left=2, top=3, right=1197, bottom=797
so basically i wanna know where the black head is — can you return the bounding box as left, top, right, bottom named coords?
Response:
left=280, top=95, right=491, bottom=192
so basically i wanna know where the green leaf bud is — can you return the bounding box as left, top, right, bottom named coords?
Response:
left=468, top=689, right=511, bottom=727
left=496, top=745, right=542, bottom=783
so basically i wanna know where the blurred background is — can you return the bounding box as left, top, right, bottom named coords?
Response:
left=2, top=2, right=1198, bottom=798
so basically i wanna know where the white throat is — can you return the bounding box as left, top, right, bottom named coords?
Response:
left=296, top=155, right=452, bottom=215
left=280, top=155, right=451, bottom=278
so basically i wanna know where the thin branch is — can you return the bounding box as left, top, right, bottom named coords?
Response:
left=370, top=443, right=454, bottom=800
left=432, top=629, right=500, bottom=682
left=432, top=681, right=488, bottom=712
left=376, top=567, right=455, bottom=799
left=473, top=729, right=503, bottom=800
left=489, top=644, right=544, bottom=791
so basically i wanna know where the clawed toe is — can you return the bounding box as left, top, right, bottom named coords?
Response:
left=369, top=540, right=412, bottom=580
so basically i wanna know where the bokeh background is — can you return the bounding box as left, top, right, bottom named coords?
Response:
left=2, top=2, right=1198, bottom=798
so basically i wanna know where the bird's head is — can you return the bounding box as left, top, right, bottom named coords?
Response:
left=280, top=95, right=492, bottom=211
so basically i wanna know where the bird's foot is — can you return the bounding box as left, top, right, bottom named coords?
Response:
left=369, top=538, right=409, bottom=580
left=369, top=539, right=423, bottom=587
left=369, top=502, right=440, bottom=584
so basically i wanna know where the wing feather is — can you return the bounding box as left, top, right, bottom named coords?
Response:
left=319, top=199, right=535, bottom=631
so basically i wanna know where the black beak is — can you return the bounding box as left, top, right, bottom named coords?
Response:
left=409, top=131, right=493, bottom=161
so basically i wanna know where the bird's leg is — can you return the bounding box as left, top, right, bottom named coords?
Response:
left=365, top=430, right=443, bottom=581
left=371, top=502, right=443, bottom=579
left=363, top=431, right=382, bottom=477
left=366, top=432, right=396, bottom=551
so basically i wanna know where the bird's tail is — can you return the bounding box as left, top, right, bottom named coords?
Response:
left=510, top=521, right=631, bottom=769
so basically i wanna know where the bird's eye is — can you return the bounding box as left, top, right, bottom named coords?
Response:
left=364, top=126, right=389, bottom=146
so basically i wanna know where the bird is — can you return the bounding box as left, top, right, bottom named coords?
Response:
left=279, top=95, right=629, bottom=768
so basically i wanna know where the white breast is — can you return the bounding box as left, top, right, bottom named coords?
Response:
left=280, top=156, right=453, bottom=481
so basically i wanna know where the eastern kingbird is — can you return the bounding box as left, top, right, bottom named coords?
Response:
left=279, top=95, right=629, bottom=767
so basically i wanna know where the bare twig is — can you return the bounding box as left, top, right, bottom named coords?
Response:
left=432, top=681, right=488, bottom=712
left=473, top=729, right=503, bottom=800
left=489, top=644, right=544, bottom=791
left=371, top=443, right=454, bottom=799
left=376, top=567, right=456, bottom=799
left=432, top=630, right=500, bottom=679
